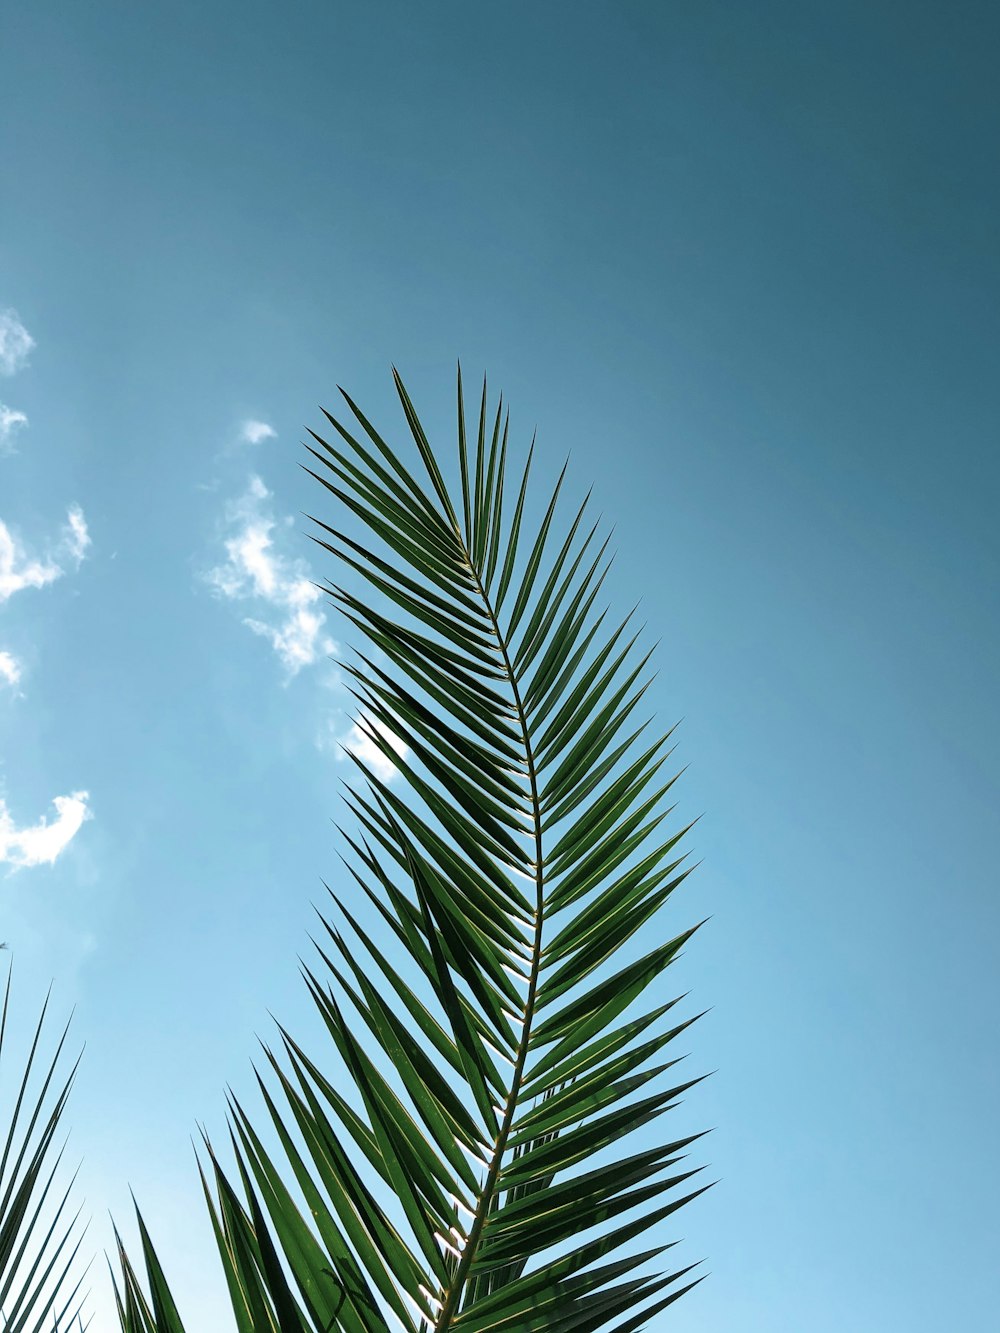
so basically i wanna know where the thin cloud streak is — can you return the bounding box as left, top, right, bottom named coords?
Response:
left=0, top=309, right=35, bottom=377
left=62, top=505, right=91, bottom=565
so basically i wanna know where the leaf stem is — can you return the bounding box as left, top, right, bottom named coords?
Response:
left=432, top=553, right=546, bottom=1328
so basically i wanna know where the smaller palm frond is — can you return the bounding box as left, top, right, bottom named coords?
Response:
left=0, top=963, right=90, bottom=1333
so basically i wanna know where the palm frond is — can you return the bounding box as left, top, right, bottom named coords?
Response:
left=0, top=963, right=89, bottom=1333
left=113, top=367, right=709, bottom=1331
left=290, top=366, right=708, bottom=1329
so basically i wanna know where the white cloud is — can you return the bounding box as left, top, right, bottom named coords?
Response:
left=239, top=420, right=276, bottom=445
left=0, top=403, right=28, bottom=448
left=245, top=604, right=329, bottom=675
left=206, top=474, right=335, bottom=677
left=0, top=310, right=35, bottom=377
left=0, top=506, right=91, bottom=603
left=0, top=650, right=21, bottom=688
left=322, top=713, right=409, bottom=784
left=62, top=505, right=91, bottom=565
left=0, top=520, right=62, bottom=602
left=0, top=791, right=90, bottom=870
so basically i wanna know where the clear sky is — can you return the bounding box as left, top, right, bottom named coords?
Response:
left=1, top=2, right=998, bottom=1329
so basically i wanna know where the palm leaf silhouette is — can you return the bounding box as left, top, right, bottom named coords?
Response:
left=115, top=368, right=709, bottom=1331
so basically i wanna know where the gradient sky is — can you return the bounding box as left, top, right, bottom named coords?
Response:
left=1, top=2, right=998, bottom=1329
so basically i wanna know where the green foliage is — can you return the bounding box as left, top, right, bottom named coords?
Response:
left=0, top=963, right=89, bottom=1332
left=112, top=369, right=709, bottom=1331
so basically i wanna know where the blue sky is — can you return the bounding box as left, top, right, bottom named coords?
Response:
left=1, top=1, right=998, bottom=1328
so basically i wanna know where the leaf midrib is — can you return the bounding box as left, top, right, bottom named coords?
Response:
left=432, top=550, right=546, bottom=1330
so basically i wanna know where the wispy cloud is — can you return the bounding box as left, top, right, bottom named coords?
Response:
left=320, top=712, right=409, bottom=784
left=62, top=505, right=91, bottom=565
left=0, top=650, right=21, bottom=688
left=0, top=309, right=35, bottom=377
left=206, top=474, right=335, bottom=677
left=239, top=419, right=277, bottom=445
left=0, top=791, right=90, bottom=870
left=0, top=404, right=28, bottom=450
left=0, top=506, right=91, bottom=603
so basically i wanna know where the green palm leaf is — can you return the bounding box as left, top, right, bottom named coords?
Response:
left=113, top=367, right=709, bottom=1331
left=0, top=960, right=89, bottom=1333
left=299, top=367, right=710, bottom=1328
